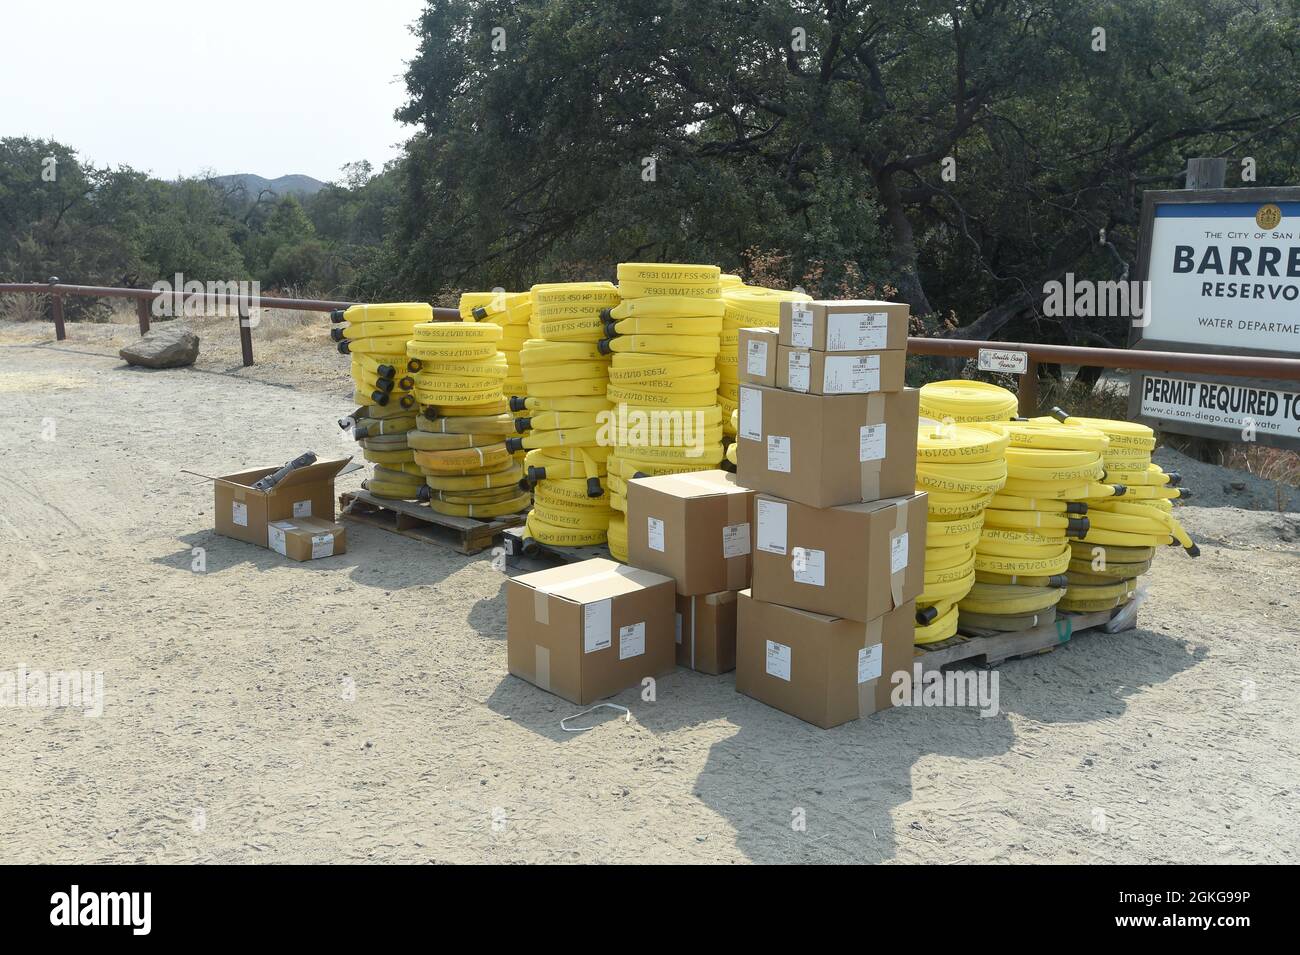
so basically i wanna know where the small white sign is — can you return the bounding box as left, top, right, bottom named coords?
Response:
left=583, top=599, right=612, bottom=653
left=618, top=621, right=646, bottom=659
left=786, top=350, right=811, bottom=392
left=292, top=499, right=313, bottom=518
left=824, top=354, right=880, bottom=394
left=745, top=339, right=769, bottom=376
left=739, top=387, right=763, bottom=440
left=827, top=312, right=888, bottom=350
left=311, top=533, right=335, bottom=559
left=722, top=522, right=751, bottom=558
left=647, top=516, right=665, bottom=552
left=859, top=424, right=886, bottom=462
left=789, top=306, right=814, bottom=347
left=890, top=532, right=910, bottom=574
left=756, top=499, right=787, bottom=555
left=232, top=500, right=248, bottom=527
left=977, top=347, right=1029, bottom=375
left=858, top=644, right=883, bottom=684
left=792, top=547, right=825, bottom=587
left=765, top=640, right=792, bottom=681
left=766, top=435, right=792, bottom=472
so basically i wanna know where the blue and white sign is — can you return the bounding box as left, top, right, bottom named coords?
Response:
left=1144, top=200, right=1300, bottom=356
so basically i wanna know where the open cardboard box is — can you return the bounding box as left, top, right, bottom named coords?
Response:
left=188, top=457, right=352, bottom=550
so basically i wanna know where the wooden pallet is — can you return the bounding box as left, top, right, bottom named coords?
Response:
left=339, top=489, right=525, bottom=555
left=501, top=526, right=612, bottom=566
left=913, top=607, right=1126, bottom=674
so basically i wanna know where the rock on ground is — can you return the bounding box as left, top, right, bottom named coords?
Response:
left=119, top=325, right=199, bottom=368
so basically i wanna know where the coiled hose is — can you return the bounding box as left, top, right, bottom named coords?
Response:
left=718, top=285, right=812, bottom=432
left=511, top=283, right=620, bottom=547
left=602, top=263, right=727, bottom=560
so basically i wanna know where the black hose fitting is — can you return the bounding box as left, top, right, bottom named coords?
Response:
left=1111, top=483, right=1127, bottom=496
left=1051, top=406, right=1071, bottom=423
left=526, top=466, right=546, bottom=485
left=407, top=358, right=423, bottom=373
left=632, top=471, right=649, bottom=480
left=596, top=338, right=613, bottom=355
left=337, top=340, right=351, bottom=354
left=376, top=363, right=396, bottom=379
left=399, top=376, right=415, bottom=391
left=509, top=395, right=527, bottom=412
left=472, top=306, right=488, bottom=320
left=353, top=425, right=371, bottom=439
left=916, top=606, right=939, bottom=625
left=370, top=390, right=389, bottom=406
left=330, top=327, right=344, bottom=342
left=599, top=307, right=614, bottom=321
left=1066, top=501, right=1088, bottom=514
left=1067, top=517, right=1090, bottom=537
left=399, top=394, right=416, bottom=410
left=329, top=309, right=346, bottom=323
left=1185, top=543, right=1200, bottom=557
left=1165, top=470, right=1182, bottom=487
left=602, top=319, right=618, bottom=337
left=375, top=377, right=395, bottom=394
left=505, top=437, right=523, bottom=453
left=416, top=485, right=431, bottom=503
left=586, top=477, right=603, bottom=498
left=1047, top=574, right=1069, bottom=588
left=514, top=417, right=532, bottom=433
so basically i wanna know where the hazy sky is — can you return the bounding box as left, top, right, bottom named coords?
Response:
left=1, top=0, right=426, bottom=183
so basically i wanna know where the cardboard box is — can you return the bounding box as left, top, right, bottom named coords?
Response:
left=626, top=469, right=755, bottom=595
left=735, top=385, right=919, bottom=507
left=267, top=517, right=347, bottom=561
left=751, top=491, right=926, bottom=622
left=778, top=300, right=910, bottom=352
left=776, top=345, right=906, bottom=395
left=199, top=458, right=351, bottom=548
left=735, top=591, right=915, bottom=729
left=675, top=591, right=738, bottom=674
left=736, top=327, right=779, bottom=386
left=507, top=558, right=676, bottom=704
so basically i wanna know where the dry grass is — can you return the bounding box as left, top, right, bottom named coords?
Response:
left=0, top=294, right=48, bottom=323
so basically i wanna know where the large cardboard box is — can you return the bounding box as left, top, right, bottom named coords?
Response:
left=736, top=327, right=779, bottom=387
left=735, top=591, right=915, bottom=729
left=735, top=385, right=919, bottom=507
left=267, top=517, right=348, bottom=561
left=675, top=591, right=738, bottom=674
left=199, top=457, right=351, bottom=549
left=778, top=300, right=909, bottom=352
left=507, top=558, right=676, bottom=704
left=626, top=469, right=754, bottom=595
left=751, top=491, right=926, bottom=622
left=776, top=345, right=906, bottom=395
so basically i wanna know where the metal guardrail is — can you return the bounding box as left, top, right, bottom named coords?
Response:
left=0, top=281, right=457, bottom=367
left=3, top=282, right=1299, bottom=417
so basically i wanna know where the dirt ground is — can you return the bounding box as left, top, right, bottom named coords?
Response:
left=1, top=318, right=1298, bottom=864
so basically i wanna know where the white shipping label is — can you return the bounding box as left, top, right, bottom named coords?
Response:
left=232, top=500, right=248, bottom=527
left=766, top=435, right=792, bottom=473
left=647, top=516, right=665, bottom=552
left=738, top=386, right=763, bottom=440
left=292, top=500, right=312, bottom=518
left=823, top=354, right=881, bottom=394
left=745, top=339, right=770, bottom=376
left=583, top=599, right=612, bottom=653
left=619, top=621, right=646, bottom=660
left=756, top=499, right=788, bottom=555
left=792, top=547, right=825, bottom=587
left=765, top=640, right=792, bottom=681
left=722, top=522, right=751, bottom=559
left=891, top=532, right=910, bottom=574
left=858, top=644, right=883, bottom=684
left=827, top=312, right=889, bottom=350
left=859, top=423, right=886, bottom=462
left=675, top=612, right=683, bottom=645
left=786, top=350, right=811, bottom=392
left=311, top=533, right=335, bottom=559
left=789, top=305, right=814, bottom=347
left=267, top=522, right=290, bottom=555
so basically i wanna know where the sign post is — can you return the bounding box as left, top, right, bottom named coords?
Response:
left=1128, top=185, right=1300, bottom=450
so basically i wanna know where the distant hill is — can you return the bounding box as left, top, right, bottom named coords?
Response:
left=207, top=173, right=328, bottom=198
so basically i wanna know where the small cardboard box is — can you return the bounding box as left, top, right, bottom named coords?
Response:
left=267, top=517, right=347, bottom=561
left=626, top=469, right=755, bottom=595
left=735, top=591, right=915, bottom=729
left=675, top=591, right=738, bottom=674
left=507, top=558, right=676, bottom=704
left=778, top=300, right=910, bottom=352
left=776, top=345, right=906, bottom=395
left=751, top=491, right=926, bottom=623
left=735, top=385, right=919, bottom=508
left=736, top=327, right=780, bottom=387
left=200, top=458, right=351, bottom=548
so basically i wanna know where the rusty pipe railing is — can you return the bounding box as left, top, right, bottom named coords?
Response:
left=0, top=281, right=459, bottom=366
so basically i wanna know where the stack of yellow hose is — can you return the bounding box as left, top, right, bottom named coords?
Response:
left=1053, top=412, right=1197, bottom=611
left=332, top=303, right=430, bottom=499
left=718, top=285, right=812, bottom=436
left=962, top=418, right=1112, bottom=629
left=919, top=379, right=1019, bottom=424
left=913, top=424, right=1009, bottom=644
left=459, top=291, right=531, bottom=413
left=602, top=263, right=728, bottom=560
left=510, top=282, right=620, bottom=547
left=405, top=321, right=531, bottom=518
